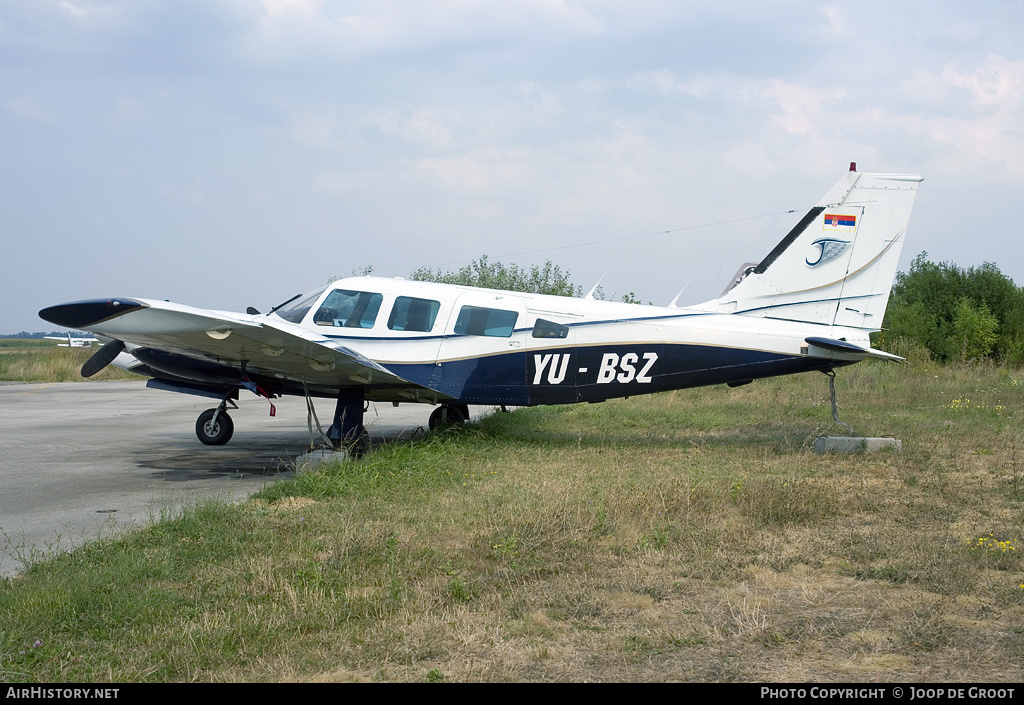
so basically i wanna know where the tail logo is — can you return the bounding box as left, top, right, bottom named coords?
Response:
left=806, top=238, right=850, bottom=267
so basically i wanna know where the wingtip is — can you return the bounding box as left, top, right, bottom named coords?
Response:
left=39, top=299, right=147, bottom=329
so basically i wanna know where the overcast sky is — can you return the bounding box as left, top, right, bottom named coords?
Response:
left=5, top=0, right=1024, bottom=333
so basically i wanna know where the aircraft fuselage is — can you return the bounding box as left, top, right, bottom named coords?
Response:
left=39, top=167, right=921, bottom=445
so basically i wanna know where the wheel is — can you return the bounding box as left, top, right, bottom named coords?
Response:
left=428, top=403, right=469, bottom=430
left=196, top=408, right=234, bottom=445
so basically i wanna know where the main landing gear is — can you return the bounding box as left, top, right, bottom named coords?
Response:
left=428, top=402, right=470, bottom=430
left=326, top=391, right=369, bottom=456
left=194, top=392, right=472, bottom=448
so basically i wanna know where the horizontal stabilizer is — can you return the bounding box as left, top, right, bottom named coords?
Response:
left=805, top=336, right=904, bottom=362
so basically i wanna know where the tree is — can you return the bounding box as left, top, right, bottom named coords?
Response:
left=951, top=296, right=999, bottom=362
left=880, top=252, right=1024, bottom=364
left=410, top=255, right=582, bottom=297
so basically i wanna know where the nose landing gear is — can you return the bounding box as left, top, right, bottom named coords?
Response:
left=195, top=398, right=237, bottom=445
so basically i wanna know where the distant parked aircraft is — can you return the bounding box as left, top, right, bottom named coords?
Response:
left=44, top=333, right=98, bottom=348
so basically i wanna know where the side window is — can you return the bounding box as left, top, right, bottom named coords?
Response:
left=454, top=306, right=519, bottom=337
left=532, top=318, right=569, bottom=339
left=312, top=290, right=383, bottom=328
left=388, top=296, right=441, bottom=332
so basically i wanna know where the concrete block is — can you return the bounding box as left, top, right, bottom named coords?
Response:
left=295, top=448, right=351, bottom=472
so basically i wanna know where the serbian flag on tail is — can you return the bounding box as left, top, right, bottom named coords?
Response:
left=823, top=213, right=857, bottom=232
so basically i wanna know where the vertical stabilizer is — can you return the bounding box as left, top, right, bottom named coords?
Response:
left=698, top=168, right=922, bottom=330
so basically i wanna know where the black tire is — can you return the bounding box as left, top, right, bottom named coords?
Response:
left=428, top=403, right=469, bottom=430
left=196, top=408, right=234, bottom=445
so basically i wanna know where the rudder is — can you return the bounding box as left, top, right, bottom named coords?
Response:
left=703, top=166, right=922, bottom=331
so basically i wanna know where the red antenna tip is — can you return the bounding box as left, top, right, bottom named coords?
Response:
left=850, top=161, right=857, bottom=172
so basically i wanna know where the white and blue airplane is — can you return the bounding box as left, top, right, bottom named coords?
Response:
left=39, top=164, right=922, bottom=448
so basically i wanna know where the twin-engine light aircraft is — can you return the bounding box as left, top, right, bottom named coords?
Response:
left=39, top=165, right=921, bottom=448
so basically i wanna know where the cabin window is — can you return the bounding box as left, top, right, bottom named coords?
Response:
left=312, top=290, right=383, bottom=329
left=388, top=296, right=441, bottom=332
left=454, top=305, right=519, bottom=337
left=531, top=318, right=569, bottom=339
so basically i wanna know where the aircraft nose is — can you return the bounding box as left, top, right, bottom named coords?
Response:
left=38, top=298, right=147, bottom=329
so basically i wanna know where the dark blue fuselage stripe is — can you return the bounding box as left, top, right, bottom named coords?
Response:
left=383, top=342, right=839, bottom=406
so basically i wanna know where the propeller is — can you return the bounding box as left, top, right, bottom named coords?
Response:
left=81, top=339, right=125, bottom=378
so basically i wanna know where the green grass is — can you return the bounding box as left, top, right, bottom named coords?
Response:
left=0, top=339, right=140, bottom=382
left=0, top=339, right=50, bottom=348
left=2, top=360, right=1023, bottom=682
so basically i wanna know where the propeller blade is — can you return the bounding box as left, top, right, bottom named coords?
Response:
left=81, top=339, right=125, bottom=378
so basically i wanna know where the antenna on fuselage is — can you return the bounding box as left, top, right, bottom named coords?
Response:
left=583, top=267, right=610, bottom=300
left=667, top=273, right=696, bottom=308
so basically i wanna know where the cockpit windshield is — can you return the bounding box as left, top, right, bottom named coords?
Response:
left=273, top=285, right=329, bottom=324
left=313, top=290, right=383, bottom=328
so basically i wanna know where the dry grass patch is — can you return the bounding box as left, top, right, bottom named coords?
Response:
left=0, top=340, right=140, bottom=382
left=3, top=361, right=1024, bottom=681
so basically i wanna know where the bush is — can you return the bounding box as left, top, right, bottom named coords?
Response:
left=880, top=253, right=1024, bottom=365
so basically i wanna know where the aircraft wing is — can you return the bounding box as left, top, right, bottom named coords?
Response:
left=38, top=297, right=426, bottom=395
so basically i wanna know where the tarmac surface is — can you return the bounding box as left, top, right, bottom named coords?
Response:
left=0, top=381, right=438, bottom=577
